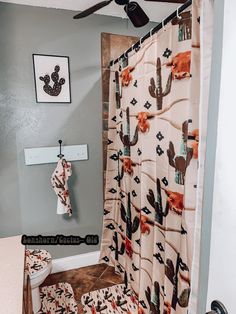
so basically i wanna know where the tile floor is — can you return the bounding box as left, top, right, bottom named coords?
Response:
left=41, top=263, right=123, bottom=313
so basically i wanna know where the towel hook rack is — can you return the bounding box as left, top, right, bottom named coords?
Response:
left=57, top=140, right=64, bottom=159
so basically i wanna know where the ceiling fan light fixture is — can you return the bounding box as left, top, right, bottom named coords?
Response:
left=124, top=1, right=149, bottom=27
left=115, top=0, right=129, bottom=5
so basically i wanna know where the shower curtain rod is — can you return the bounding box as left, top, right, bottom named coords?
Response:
left=109, top=0, right=192, bottom=67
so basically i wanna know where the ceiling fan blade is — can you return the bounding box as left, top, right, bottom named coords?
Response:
left=144, top=0, right=186, bottom=3
left=73, top=0, right=113, bottom=19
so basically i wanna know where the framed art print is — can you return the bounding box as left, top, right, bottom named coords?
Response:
left=33, top=54, right=71, bottom=103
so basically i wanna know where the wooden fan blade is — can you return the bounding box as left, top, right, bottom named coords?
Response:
left=144, top=0, right=186, bottom=3
left=73, top=0, right=113, bottom=19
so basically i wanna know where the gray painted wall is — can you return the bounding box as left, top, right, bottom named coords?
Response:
left=0, top=2, right=156, bottom=258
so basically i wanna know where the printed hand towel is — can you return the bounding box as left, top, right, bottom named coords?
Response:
left=51, top=159, right=72, bottom=216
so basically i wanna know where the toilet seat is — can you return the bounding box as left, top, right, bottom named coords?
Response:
left=25, top=249, right=52, bottom=277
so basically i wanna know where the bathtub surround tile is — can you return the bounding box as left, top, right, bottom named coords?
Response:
left=103, top=102, right=109, bottom=120
left=102, top=69, right=110, bottom=103
left=103, top=131, right=108, bottom=142
left=41, top=263, right=123, bottom=313
left=103, top=119, right=108, bottom=131
left=103, top=148, right=107, bottom=172
left=101, top=33, right=139, bottom=68
left=101, top=33, right=111, bottom=69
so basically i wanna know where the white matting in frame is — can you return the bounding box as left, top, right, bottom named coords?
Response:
left=33, top=54, right=71, bottom=103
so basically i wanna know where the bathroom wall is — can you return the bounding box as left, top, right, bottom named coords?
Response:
left=0, top=2, right=156, bottom=258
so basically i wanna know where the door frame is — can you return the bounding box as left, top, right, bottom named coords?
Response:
left=197, top=0, right=225, bottom=312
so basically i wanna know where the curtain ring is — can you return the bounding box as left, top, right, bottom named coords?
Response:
left=176, top=6, right=182, bottom=20
left=139, top=37, right=143, bottom=48
left=149, top=27, right=154, bottom=37
left=131, top=44, right=135, bottom=51
left=124, top=50, right=128, bottom=59
left=162, top=19, right=166, bottom=32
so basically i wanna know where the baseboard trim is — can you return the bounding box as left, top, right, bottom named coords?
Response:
left=52, top=251, right=100, bottom=274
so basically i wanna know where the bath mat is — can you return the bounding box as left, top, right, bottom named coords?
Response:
left=25, top=249, right=52, bottom=276
left=81, top=284, right=138, bottom=313
left=38, top=282, right=78, bottom=314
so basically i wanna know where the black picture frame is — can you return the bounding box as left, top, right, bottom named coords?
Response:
left=32, top=53, right=72, bottom=103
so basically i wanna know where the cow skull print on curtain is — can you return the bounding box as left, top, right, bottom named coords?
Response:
left=97, top=2, right=201, bottom=314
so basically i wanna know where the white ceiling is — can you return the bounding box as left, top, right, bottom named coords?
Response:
left=0, top=0, right=180, bottom=22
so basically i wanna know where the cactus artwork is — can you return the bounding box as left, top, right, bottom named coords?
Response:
left=147, top=178, right=168, bottom=225
left=118, top=107, right=139, bottom=179
left=145, top=282, right=161, bottom=314
left=33, top=54, right=71, bottom=103
left=120, top=193, right=140, bottom=241
left=115, top=71, right=122, bottom=109
left=149, top=58, right=172, bottom=110
left=170, top=254, right=190, bottom=310
left=167, top=120, right=193, bottom=185
left=39, top=65, right=65, bottom=96
left=110, top=193, right=140, bottom=260
left=119, top=107, right=139, bottom=157
left=147, top=178, right=185, bottom=222
left=113, top=231, right=125, bottom=261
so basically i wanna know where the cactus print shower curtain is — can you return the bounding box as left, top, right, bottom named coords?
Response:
left=99, top=2, right=201, bottom=313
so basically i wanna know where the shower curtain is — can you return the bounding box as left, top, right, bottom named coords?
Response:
left=98, top=2, right=203, bottom=313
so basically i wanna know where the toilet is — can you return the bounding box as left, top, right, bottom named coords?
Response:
left=25, top=249, right=52, bottom=313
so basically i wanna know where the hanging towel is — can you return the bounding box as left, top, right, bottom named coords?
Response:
left=51, top=159, right=72, bottom=216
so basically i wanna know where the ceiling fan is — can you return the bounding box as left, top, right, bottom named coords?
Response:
left=73, top=0, right=186, bottom=28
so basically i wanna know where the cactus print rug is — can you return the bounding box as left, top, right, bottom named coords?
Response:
left=99, top=1, right=202, bottom=313
left=38, top=282, right=78, bottom=314
left=81, top=284, right=138, bottom=314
